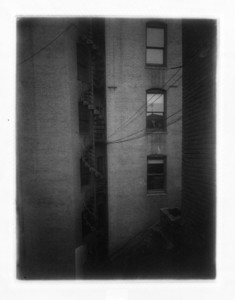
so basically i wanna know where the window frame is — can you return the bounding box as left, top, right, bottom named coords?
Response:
left=146, top=88, right=167, bottom=132
left=147, top=155, right=167, bottom=194
left=146, top=22, right=167, bottom=67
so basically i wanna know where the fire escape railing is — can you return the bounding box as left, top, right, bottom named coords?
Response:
left=79, top=25, right=106, bottom=240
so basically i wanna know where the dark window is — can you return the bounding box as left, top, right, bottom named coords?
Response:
left=146, top=22, right=166, bottom=66
left=77, top=43, right=90, bottom=82
left=80, top=158, right=90, bottom=186
left=147, top=156, right=166, bottom=193
left=79, top=102, right=90, bottom=134
left=146, top=89, right=166, bottom=131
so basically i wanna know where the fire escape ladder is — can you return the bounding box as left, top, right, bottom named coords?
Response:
left=92, top=52, right=105, bottom=89
left=81, top=145, right=103, bottom=179
left=80, top=23, right=107, bottom=261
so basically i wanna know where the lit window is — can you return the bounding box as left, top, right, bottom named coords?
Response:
left=147, top=156, right=166, bottom=193
left=146, top=23, right=166, bottom=65
left=146, top=89, right=166, bottom=131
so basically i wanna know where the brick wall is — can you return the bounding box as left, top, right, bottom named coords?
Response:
left=182, top=20, right=216, bottom=276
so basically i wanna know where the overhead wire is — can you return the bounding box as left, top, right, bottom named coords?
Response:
left=107, top=41, right=216, bottom=140
left=18, top=21, right=183, bottom=68
left=107, top=114, right=184, bottom=145
left=107, top=107, right=183, bottom=144
left=107, top=56, right=215, bottom=145
left=108, top=67, right=208, bottom=145
left=107, top=73, right=183, bottom=142
left=107, top=68, right=182, bottom=139
left=18, top=24, right=75, bottom=65
left=107, top=44, right=216, bottom=144
left=107, top=128, right=147, bottom=144
left=108, top=132, right=146, bottom=145
left=17, top=22, right=88, bottom=66
left=108, top=68, right=213, bottom=145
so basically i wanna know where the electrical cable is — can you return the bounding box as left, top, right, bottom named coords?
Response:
left=107, top=128, right=147, bottom=144
left=167, top=116, right=182, bottom=127
left=107, top=73, right=183, bottom=141
left=107, top=42, right=216, bottom=139
left=18, top=24, right=73, bottom=65
left=107, top=68, right=182, bottom=139
left=108, top=132, right=146, bottom=144
left=107, top=59, right=215, bottom=145
left=108, top=115, right=183, bottom=145
left=108, top=62, right=212, bottom=144
left=107, top=107, right=183, bottom=144
left=108, top=59, right=214, bottom=145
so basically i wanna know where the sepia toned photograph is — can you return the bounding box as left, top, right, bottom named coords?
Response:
left=16, top=17, right=216, bottom=280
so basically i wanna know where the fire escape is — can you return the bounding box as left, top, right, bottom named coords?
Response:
left=78, top=23, right=107, bottom=262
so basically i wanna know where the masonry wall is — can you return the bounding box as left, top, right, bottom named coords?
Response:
left=17, top=18, right=89, bottom=278
left=182, top=20, right=216, bottom=276
left=105, top=19, right=182, bottom=253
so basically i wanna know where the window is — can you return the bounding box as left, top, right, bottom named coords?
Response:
left=146, top=89, right=166, bottom=131
left=147, top=156, right=166, bottom=193
left=146, top=22, right=166, bottom=66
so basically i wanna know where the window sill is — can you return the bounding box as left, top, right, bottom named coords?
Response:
left=147, top=191, right=166, bottom=196
left=147, top=191, right=167, bottom=196
left=146, top=129, right=167, bottom=134
left=145, top=64, right=167, bottom=70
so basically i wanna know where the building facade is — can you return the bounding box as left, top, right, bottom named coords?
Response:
left=106, top=19, right=182, bottom=253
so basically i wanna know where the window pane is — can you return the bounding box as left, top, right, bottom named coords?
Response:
left=146, top=49, right=164, bottom=65
left=147, top=28, right=164, bottom=47
left=148, top=161, right=164, bottom=174
left=147, top=175, right=164, bottom=190
left=147, top=112, right=164, bottom=129
left=147, top=93, right=164, bottom=112
left=148, top=159, right=164, bottom=164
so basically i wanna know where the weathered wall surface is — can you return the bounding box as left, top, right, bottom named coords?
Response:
left=105, top=19, right=182, bottom=253
left=182, top=20, right=216, bottom=276
left=17, top=18, right=88, bottom=278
